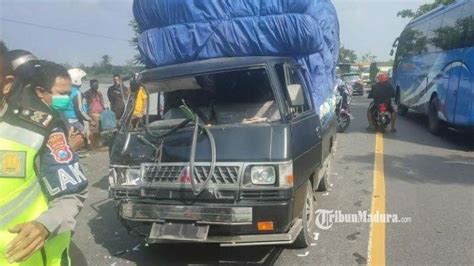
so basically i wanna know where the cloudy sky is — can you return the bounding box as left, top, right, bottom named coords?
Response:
left=0, top=0, right=427, bottom=65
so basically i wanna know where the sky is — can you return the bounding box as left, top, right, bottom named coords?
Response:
left=0, top=0, right=428, bottom=66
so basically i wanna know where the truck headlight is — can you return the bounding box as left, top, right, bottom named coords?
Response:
left=251, top=166, right=276, bottom=185
left=125, top=169, right=141, bottom=185
left=109, top=167, right=141, bottom=187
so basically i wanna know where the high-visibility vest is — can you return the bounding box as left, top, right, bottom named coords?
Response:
left=0, top=121, right=71, bottom=266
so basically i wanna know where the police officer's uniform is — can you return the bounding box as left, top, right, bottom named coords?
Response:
left=0, top=103, right=88, bottom=266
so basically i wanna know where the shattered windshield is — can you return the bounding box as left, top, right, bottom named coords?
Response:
left=142, top=68, right=281, bottom=127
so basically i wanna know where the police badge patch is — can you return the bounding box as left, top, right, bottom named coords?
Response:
left=0, top=151, right=26, bottom=178
left=46, top=132, right=73, bottom=163
left=15, top=107, right=53, bottom=128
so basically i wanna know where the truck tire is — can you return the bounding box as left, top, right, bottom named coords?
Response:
left=293, top=182, right=315, bottom=248
left=317, top=160, right=331, bottom=192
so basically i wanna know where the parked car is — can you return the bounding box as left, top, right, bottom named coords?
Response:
left=341, top=73, right=364, bottom=96
left=109, top=57, right=337, bottom=248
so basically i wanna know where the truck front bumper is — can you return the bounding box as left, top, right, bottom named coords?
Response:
left=121, top=203, right=253, bottom=225
left=118, top=200, right=300, bottom=247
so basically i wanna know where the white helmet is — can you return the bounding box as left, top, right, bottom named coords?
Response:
left=68, top=68, right=87, bottom=87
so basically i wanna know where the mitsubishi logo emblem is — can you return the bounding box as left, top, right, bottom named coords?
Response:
left=179, top=166, right=192, bottom=184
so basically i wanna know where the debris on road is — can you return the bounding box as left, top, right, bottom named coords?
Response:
left=297, top=251, right=310, bottom=257
left=313, top=233, right=319, bottom=241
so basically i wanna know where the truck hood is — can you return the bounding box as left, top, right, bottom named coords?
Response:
left=110, top=123, right=291, bottom=166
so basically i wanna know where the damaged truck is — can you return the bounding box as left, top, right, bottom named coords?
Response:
left=108, top=0, right=340, bottom=248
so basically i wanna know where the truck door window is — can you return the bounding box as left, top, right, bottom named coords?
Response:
left=276, top=63, right=311, bottom=118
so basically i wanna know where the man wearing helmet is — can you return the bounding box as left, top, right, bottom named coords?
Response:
left=65, top=68, right=95, bottom=150
left=367, top=73, right=397, bottom=132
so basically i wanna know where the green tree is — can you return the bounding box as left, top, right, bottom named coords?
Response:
left=100, top=54, right=112, bottom=73
left=361, top=52, right=377, bottom=63
left=101, top=54, right=111, bottom=66
left=369, top=62, right=379, bottom=83
left=61, top=62, right=73, bottom=70
left=130, top=19, right=145, bottom=66
left=338, top=46, right=358, bottom=63
left=397, top=0, right=456, bottom=19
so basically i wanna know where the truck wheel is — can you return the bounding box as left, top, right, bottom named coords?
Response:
left=317, top=160, right=331, bottom=192
left=428, top=96, right=443, bottom=135
left=293, top=182, right=315, bottom=248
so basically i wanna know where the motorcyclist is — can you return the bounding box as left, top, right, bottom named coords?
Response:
left=336, top=78, right=349, bottom=110
left=367, top=73, right=397, bottom=132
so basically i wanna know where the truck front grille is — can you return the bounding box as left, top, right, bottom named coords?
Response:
left=240, top=190, right=286, bottom=200
left=142, top=164, right=241, bottom=185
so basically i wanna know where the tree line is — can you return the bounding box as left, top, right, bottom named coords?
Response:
left=62, top=54, right=142, bottom=77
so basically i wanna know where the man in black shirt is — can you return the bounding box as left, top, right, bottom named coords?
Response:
left=367, top=73, right=397, bottom=132
left=107, top=74, right=128, bottom=119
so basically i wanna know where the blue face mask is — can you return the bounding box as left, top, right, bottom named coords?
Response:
left=51, top=95, right=71, bottom=111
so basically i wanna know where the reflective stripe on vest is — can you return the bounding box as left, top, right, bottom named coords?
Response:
left=0, top=121, right=71, bottom=266
left=0, top=181, right=41, bottom=227
left=0, top=122, right=44, bottom=150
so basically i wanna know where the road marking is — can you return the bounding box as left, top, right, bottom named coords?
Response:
left=368, top=132, right=386, bottom=266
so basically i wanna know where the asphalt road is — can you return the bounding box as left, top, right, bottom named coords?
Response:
left=71, top=96, right=474, bottom=265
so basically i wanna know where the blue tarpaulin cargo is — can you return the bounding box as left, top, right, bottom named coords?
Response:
left=133, top=0, right=339, bottom=120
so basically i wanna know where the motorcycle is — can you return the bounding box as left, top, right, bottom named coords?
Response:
left=373, top=103, right=391, bottom=133
left=336, top=85, right=351, bottom=133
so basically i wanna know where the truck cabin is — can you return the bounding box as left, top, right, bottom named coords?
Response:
left=125, top=57, right=309, bottom=132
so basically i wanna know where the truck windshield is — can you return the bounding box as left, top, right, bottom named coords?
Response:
left=142, top=67, right=281, bottom=127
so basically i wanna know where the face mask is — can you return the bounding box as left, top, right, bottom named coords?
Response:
left=51, top=95, right=71, bottom=111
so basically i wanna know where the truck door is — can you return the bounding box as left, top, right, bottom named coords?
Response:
left=278, top=64, right=322, bottom=190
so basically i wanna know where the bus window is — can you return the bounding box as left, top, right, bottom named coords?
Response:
left=427, top=15, right=443, bottom=53
left=461, top=1, right=474, bottom=47
left=398, top=28, right=415, bottom=57
left=410, top=23, right=429, bottom=55
left=434, top=5, right=465, bottom=50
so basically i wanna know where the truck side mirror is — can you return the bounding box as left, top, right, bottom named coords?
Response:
left=287, top=84, right=305, bottom=107
left=390, top=49, right=394, bottom=56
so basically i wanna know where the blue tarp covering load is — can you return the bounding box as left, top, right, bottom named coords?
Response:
left=133, top=0, right=339, bottom=118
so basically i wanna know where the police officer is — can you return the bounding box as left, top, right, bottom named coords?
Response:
left=0, top=42, right=88, bottom=265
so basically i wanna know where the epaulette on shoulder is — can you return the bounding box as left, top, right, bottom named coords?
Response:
left=12, top=107, right=53, bottom=129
